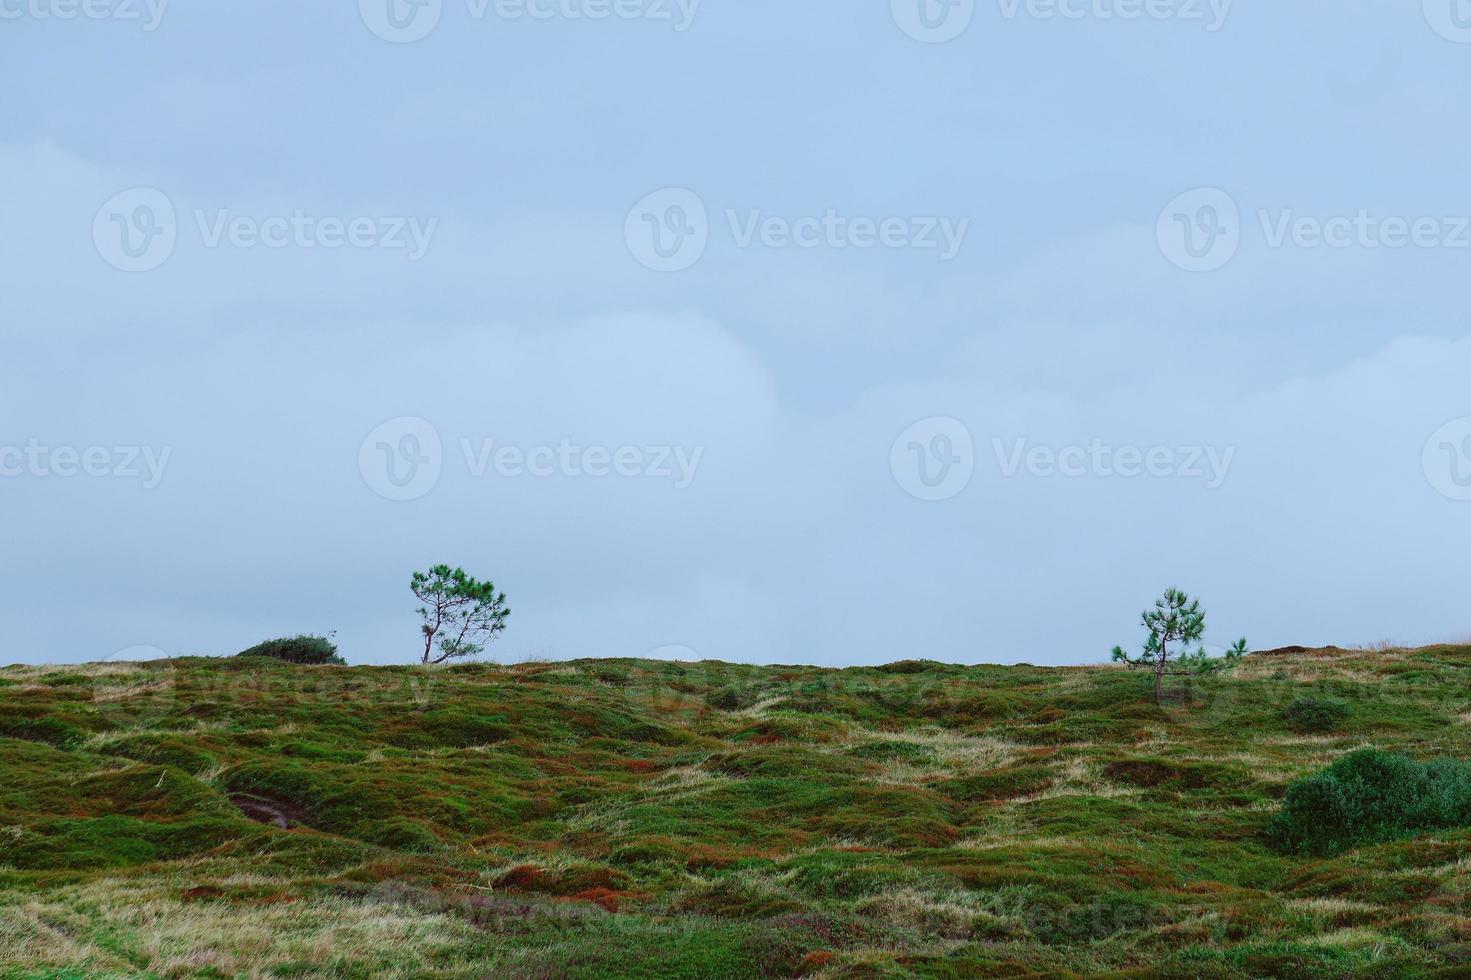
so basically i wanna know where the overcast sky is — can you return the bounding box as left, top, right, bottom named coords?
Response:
left=4, top=1, right=1470, bottom=667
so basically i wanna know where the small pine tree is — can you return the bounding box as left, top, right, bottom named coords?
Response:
left=411, top=565, right=510, bottom=665
left=1111, top=588, right=1247, bottom=704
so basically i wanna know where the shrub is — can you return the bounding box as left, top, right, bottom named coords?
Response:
left=878, top=660, right=944, bottom=674
left=236, top=635, right=345, bottom=666
left=1268, top=749, right=1471, bottom=856
left=1281, top=695, right=1351, bottom=733
left=707, top=686, right=760, bottom=711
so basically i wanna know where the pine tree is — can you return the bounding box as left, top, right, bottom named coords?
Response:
left=412, top=565, right=511, bottom=665
left=1112, top=588, right=1247, bottom=704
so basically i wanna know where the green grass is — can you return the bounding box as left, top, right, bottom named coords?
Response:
left=0, top=647, right=1468, bottom=977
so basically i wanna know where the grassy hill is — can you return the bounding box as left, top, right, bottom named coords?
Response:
left=0, top=646, right=1468, bottom=978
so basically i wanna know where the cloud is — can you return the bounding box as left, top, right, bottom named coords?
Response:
left=6, top=294, right=1468, bottom=667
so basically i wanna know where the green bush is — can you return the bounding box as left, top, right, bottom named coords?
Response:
left=1281, top=695, right=1351, bottom=733
left=236, top=635, right=345, bottom=666
left=707, top=686, right=758, bottom=711
left=878, top=660, right=944, bottom=674
left=1268, top=749, right=1471, bottom=856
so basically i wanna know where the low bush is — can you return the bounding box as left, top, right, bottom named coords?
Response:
left=1268, top=749, right=1471, bottom=856
left=236, top=635, right=345, bottom=666
left=707, top=686, right=759, bottom=711
left=878, top=660, right=945, bottom=674
left=1281, top=695, right=1351, bottom=733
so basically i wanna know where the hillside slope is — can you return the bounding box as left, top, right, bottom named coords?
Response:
left=0, top=647, right=1468, bottom=978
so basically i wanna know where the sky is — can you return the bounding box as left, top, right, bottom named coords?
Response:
left=3, top=0, right=1470, bottom=667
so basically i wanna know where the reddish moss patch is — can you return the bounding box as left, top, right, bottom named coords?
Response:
left=619, top=758, right=658, bottom=773
left=499, top=864, right=548, bottom=890
left=565, top=887, right=623, bottom=912
left=799, top=951, right=836, bottom=974
left=497, top=863, right=629, bottom=897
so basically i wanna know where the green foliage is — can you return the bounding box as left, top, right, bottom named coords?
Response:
left=1281, top=695, right=1351, bottom=733
left=878, top=659, right=946, bottom=674
left=0, top=715, right=85, bottom=747
left=386, top=709, right=511, bottom=749
left=411, top=565, right=510, bottom=665
left=706, top=685, right=760, bottom=711
left=1111, top=588, right=1247, bottom=702
left=0, top=814, right=248, bottom=871
left=236, top=634, right=345, bottom=666
left=1269, top=749, right=1471, bottom=856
